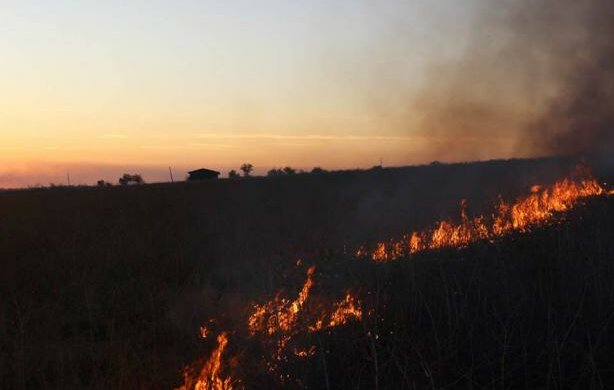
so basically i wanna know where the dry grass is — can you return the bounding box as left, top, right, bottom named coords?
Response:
left=0, top=157, right=612, bottom=389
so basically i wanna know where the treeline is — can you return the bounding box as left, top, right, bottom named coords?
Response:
left=227, top=164, right=330, bottom=179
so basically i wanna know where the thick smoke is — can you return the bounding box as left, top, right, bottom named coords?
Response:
left=524, top=0, right=614, bottom=156
left=414, top=0, right=614, bottom=159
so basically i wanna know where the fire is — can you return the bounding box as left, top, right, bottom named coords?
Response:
left=328, top=293, right=363, bottom=327
left=248, top=266, right=362, bottom=366
left=175, top=170, right=610, bottom=388
left=363, top=176, right=608, bottom=262
left=200, top=326, right=209, bottom=339
left=175, top=332, right=236, bottom=390
left=293, top=346, right=316, bottom=358
left=309, top=293, right=363, bottom=332
left=248, top=266, right=316, bottom=337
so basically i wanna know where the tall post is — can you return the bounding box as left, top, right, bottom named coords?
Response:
left=169, top=166, right=174, bottom=183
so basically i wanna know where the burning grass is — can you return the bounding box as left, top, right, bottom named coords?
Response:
left=2, top=158, right=613, bottom=389
left=177, top=266, right=362, bottom=389
left=175, top=169, right=613, bottom=389
left=175, top=332, right=236, bottom=390
left=358, top=176, right=607, bottom=262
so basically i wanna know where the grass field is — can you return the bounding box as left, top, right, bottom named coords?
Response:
left=1, top=157, right=613, bottom=389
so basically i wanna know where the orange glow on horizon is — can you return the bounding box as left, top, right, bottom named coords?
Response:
left=0, top=130, right=526, bottom=188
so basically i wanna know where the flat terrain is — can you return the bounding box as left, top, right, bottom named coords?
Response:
left=1, top=157, right=613, bottom=389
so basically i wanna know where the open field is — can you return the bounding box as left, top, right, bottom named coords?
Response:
left=1, top=157, right=613, bottom=389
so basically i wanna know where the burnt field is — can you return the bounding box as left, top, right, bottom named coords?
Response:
left=1, top=157, right=614, bottom=389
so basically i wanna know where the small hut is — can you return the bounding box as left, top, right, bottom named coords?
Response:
left=187, top=168, right=220, bottom=181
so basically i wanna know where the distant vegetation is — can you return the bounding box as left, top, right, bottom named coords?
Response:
left=240, top=163, right=254, bottom=177
left=118, top=173, right=145, bottom=185
left=267, top=166, right=297, bottom=176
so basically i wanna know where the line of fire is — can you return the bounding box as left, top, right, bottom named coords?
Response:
left=174, top=165, right=613, bottom=390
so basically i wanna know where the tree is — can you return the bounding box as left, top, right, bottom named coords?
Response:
left=267, top=168, right=283, bottom=177
left=240, top=163, right=254, bottom=177
left=267, top=166, right=298, bottom=177
left=282, top=166, right=296, bottom=175
left=228, top=170, right=240, bottom=179
left=311, top=167, right=328, bottom=175
left=119, top=173, right=144, bottom=185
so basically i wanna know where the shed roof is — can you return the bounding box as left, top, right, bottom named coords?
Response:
left=188, top=168, right=220, bottom=175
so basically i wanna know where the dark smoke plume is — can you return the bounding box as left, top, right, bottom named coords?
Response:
left=415, top=0, right=614, bottom=159
left=525, top=0, right=614, bottom=156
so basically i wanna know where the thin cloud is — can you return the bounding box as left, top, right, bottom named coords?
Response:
left=194, top=133, right=423, bottom=141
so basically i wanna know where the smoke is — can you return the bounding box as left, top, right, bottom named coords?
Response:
left=522, top=0, right=614, bottom=156
left=414, top=0, right=614, bottom=159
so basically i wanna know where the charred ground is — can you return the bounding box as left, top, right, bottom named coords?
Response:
left=1, top=156, right=613, bottom=389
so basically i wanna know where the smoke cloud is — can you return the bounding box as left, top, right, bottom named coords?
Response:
left=414, top=0, right=614, bottom=159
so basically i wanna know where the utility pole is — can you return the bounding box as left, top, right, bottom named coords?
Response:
left=67, top=172, right=71, bottom=186
left=168, top=166, right=174, bottom=183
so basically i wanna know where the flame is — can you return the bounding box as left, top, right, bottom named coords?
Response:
left=363, top=177, right=607, bottom=262
left=200, top=326, right=209, bottom=340
left=309, top=293, right=363, bottom=332
left=293, top=346, right=316, bottom=358
left=247, top=266, right=362, bottom=373
left=247, top=266, right=317, bottom=366
left=175, top=170, right=610, bottom=388
left=175, top=332, right=236, bottom=390
left=328, top=293, right=363, bottom=328
left=248, top=266, right=316, bottom=337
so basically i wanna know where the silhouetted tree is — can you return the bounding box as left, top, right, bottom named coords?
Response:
left=119, top=174, right=144, bottom=185
left=267, top=168, right=283, bottom=177
left=240, top=163, right=254, bottom=177
left=282, top=166, right=296, bottom=175
left=311, top=167, right=328, bottom=175
left=267, top=167, right=298, bottom=177
left=228, top=170, right=240, bottom=179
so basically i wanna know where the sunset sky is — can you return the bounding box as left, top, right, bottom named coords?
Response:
left=1, top=1, right=541, bottom=187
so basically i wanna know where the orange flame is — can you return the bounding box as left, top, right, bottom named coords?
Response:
left=247, top=266, right=362, bottom=369
left=174, top=172, right=610, bottom=388
left=175, top=332, right=236, bottom=390
left=309, top=293, right=363, bottom=332
left=248, top=266, right=316, bottom=337
left=293, top=346, right=317, bottom=358
left=200, top=326, right=209, bottom=340
left=363, top=177, right=607, bottom=262
left=328, top=293, right=363, bottom=328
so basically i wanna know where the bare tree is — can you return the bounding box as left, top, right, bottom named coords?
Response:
left=240, top=163, right=254, bottom=177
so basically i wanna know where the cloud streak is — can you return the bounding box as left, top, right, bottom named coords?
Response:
left=194, top=133, right=422, bottom=142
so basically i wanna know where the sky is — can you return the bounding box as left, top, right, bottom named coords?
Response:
left=1, top=0, right=530, bottom=187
